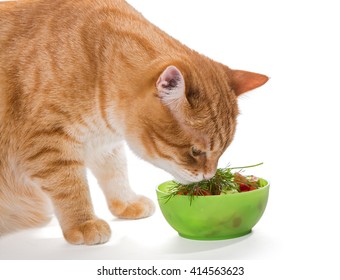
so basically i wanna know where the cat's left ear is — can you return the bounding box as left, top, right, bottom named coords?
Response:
left=228, top=69, right=269, bottom=96
left=156, top=66, right=185, bottom=108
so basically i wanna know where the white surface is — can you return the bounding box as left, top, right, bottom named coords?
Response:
left=0, top=0, right=339, bottom=276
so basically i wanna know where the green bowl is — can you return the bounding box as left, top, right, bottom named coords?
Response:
left=156, top=179, right=270, bottom=240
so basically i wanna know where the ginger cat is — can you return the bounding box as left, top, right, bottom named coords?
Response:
left=0, top=0, right=268, bottom=245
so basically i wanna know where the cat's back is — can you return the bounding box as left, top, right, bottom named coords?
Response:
left=0, top=0, right=151, bottom=121
left=0, top=0, right=16, bottom=13
left=0, top=2, right=17, bottom=121
left=0, top=1, right=16, bottom=11
left=0, top=0, right=151, bottom=60
left=0, top=0, right=135, bottom=72
left=0, top=1, right=17, bottom=42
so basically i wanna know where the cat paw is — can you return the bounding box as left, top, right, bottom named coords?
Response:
left=63, top=219, right=111, bottom=245
left=109, top=195, right=155, bottom=219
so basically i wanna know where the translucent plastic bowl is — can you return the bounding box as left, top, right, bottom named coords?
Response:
left=156, top=179, right=269, bottom=240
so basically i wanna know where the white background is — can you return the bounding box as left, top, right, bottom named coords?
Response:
left=1, top=0, right=340, bottom=279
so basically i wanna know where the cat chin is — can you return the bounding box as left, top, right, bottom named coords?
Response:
left=172, top=172, right=203, bottom=184
left=125, top=146, right=202, bottom=184
left=175, top=178, right=202, bottom=185
left=144, top=158, right=201, bottom=184
left=172, top=176, right=193, bottom=185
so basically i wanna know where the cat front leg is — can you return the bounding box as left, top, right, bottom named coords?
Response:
left=87, top=143, right=155, bottom=219
left=31, top=156, right=111, bottom=245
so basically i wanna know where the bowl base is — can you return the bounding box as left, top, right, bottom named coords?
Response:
left=178, top=230, right=252, bottom=241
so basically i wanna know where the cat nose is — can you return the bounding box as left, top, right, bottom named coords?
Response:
left=203, top=162, right=218, bottom=180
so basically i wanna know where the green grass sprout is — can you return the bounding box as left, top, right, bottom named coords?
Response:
left=163, top=162, right=264, bottom=204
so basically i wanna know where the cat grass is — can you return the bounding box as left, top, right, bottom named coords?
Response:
left=164, top=163, right=265, bottom=203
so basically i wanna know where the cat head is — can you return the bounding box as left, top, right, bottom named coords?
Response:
left=124, top=59, right=268, bottom=184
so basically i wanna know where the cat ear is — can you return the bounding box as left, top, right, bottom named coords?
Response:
left=228, top=69, right=269, bottom=96
left=156, top=66, right=185, bottom=107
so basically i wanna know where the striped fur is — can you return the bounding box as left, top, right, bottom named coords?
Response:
left=0, top=0, right=268, bottom=244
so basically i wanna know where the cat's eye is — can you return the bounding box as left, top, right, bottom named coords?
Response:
left=191, top=146, right=204, bottom=157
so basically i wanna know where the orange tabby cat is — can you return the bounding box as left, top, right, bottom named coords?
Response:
left=0, top=0, right=268, bottom=245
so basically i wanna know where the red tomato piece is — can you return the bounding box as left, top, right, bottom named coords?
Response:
left=239, top=183, right=250, bottom=192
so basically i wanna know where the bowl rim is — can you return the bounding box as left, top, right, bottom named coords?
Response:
left=156, top=178, right=270, bottom=197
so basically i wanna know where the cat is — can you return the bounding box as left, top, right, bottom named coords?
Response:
left=0, top=0, right=268, bottom=245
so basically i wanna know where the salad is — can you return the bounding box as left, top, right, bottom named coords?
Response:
left=166, top=163, right=266, bottom=200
